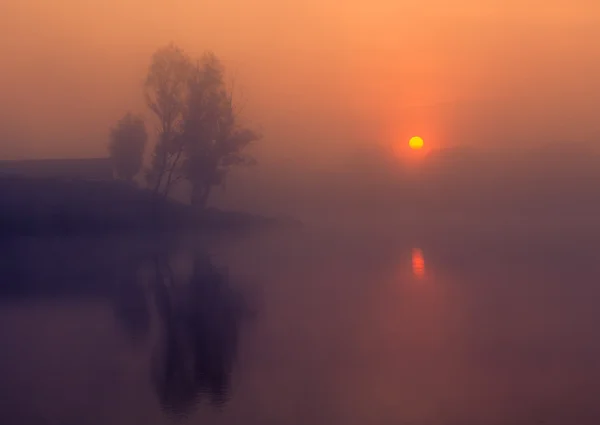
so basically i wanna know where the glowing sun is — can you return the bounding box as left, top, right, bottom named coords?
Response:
left=409, top=136, right=424, bottom=150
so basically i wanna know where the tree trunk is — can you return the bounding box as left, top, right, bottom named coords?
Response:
left=152, top=125, right=172, bottom=196
left=163, top=146, right=184, bottom=199
left=153, top=172, right=164, bottom=194
left=200, top=185, right=212, bottom=209
left=191, top=183, right=212, bottom=212
left=152, top=159, right=166, bottom=195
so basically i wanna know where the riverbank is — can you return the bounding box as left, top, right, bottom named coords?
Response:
left=0, top=177, right=299, bottom=236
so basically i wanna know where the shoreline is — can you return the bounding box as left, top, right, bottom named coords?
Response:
left=0, top=176, right=301, bottom=237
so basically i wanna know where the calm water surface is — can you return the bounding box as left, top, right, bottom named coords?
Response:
left=1, top=224, right=600, bottom=425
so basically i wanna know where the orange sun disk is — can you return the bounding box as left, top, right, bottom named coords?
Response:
left=409, top=136, right=424, bottom=150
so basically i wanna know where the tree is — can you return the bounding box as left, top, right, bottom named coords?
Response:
left=142, top=45, right=259, bottom=207
left=180, top=53, right=260, bottom=211
left=144, top=43, right=193, bottom=195
left=108, top=112, right=147, bottom=182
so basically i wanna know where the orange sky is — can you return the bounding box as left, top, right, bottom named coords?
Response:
left=1, top=0, right=600, bottom=160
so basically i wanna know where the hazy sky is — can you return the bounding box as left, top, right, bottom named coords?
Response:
left=2, top=0, right=600, bottom=160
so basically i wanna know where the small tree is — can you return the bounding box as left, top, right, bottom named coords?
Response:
left=180, top=53, right=260, bottom=211
left=109, top=112, right=147, bottom=182
left=144, top=43, right=193, bottom=195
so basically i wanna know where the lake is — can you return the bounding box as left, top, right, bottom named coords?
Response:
left=1, top=222, right=600, bottom=425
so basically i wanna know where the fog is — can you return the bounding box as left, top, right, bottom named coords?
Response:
left=2, top=0, right=600, bottom=226
left=3, top=0, right=600, bottom=154
left=4, top=3, right=600, bottom=422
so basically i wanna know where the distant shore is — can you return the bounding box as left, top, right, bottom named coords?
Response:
left=0, top=176, right=301, bottom=236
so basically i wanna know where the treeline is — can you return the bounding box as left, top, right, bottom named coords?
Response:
left=109, top=44, right=260, bottom=211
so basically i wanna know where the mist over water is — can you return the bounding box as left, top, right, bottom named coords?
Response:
left=2, top=0, right=600, bottom=423
left=2, top=227, right=600, bottom=425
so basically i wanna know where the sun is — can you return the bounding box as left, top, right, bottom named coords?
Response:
left=409, top=136, right=424, bottom=150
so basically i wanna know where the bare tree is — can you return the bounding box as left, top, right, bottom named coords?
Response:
left=108, top=112, right=147, bottom=182
left=144, top=43, right=193, bottom=196
left=142, top=45, right=258, bottom=207
left=180, top=53, right=260, bottom=211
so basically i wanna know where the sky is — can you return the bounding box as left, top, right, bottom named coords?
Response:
left=1, top=0, right=600, bottom=160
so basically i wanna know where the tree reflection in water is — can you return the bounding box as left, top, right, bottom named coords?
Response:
left=150, top=248, right=249, bottom=417
left=0, top=236, right=252, bottom=419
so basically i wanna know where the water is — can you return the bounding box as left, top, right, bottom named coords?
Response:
left=1, top=224, right=600, bottom=425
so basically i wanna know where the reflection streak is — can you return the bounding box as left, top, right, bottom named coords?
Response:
left=412, top=248, right=425, bottom=279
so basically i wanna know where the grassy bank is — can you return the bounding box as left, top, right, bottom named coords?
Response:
left=0, top=177, right=292, bottom=236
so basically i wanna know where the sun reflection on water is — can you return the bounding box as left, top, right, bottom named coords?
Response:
left=412, top=248, right=425, bottom=279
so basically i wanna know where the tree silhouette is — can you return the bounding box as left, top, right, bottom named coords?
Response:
left=108, top=112, right=147, bottom=182
left=143, top=44, right=259, bottom=207
left=144, top=43, right=193, bottom=196
left=180, top=52, right=259, bottom=210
